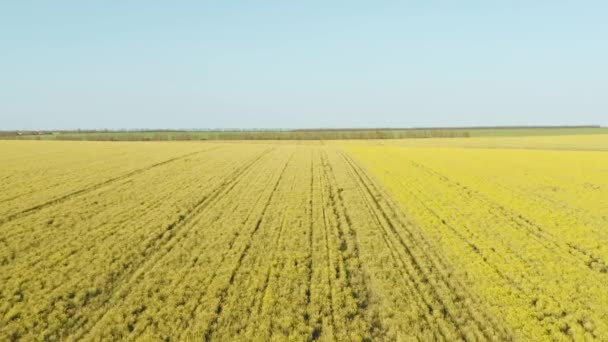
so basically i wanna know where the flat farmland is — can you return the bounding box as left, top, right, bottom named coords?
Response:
left=342, top=135, right=608, bottom=340
left=1, top=137, right=607, bottom=341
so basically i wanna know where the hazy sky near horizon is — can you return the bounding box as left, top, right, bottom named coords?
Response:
left=2, top=1, right=607, bottom=130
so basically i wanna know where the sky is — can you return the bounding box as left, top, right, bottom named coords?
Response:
left=1, top=1, right=607, bottom=130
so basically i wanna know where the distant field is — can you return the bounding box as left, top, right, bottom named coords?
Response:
left=2, top=126, right=607, bottom=141
left=346, top=134, right=608, bottom=151
left=1, top=136, right=607, bottom=340
left=463, top=127, right=608, bottom=137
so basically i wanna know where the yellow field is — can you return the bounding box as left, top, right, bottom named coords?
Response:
left=1, top=136, right=606, bottom=341
left=340, top=134, right=608, bottom=151
left=343, top=136, right=608, bottom=341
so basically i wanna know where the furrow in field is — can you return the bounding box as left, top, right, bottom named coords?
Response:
left=0, top=142, right=208, bottom=215
left=0, top=146, right=268, bottom=282
left=319, top=164, right=338, bottom=340
left=403, top=158, right=608, bottom=334
left=243, top=170, right=296, bottom=329
left=81, top=147, right=292, bottom=341
left=243, top=150, right=318, bottom=340
left=351, top=154, right=514, bottom=338
left=200, top=152, right=293, bottom=341
left=318, top=150, right=442, bottom=340
left=203, top=153, right=303, bottom=341
left=409, top=160, right=608, bottom=273
left=387, top=163, right=597, bottom=338
left=342, top=154, right=459, bottom=339
left=0, top=141, right=210, bottom=217
left=0, top=146, right=274, bottom=341
left=339, top=151, right=512, bottom=341
left=74, top=148, right=283, bottom=341
left=172, top=154, right=296, bottom=340
left=304, top=148, right=315, bottom=324
left=0, top=146, right=222, bottom=226
left=465, top=169, right=608, bottom=270
left=172, top=163, right=282, bottom=336
left=166, top=147, right=382, bottom=341
left=346, top=146, right=607, bottom=339
left=390, top=177, right=529, bottom=293
left=0, top=146, right=234, bottom=268
left=1, top=154, right=230, bottom=321
left=304, top=148, right=329, bottom=341
left=66, top=147, right=276, bottom=340
left=319, top=150, right=385, bottom=340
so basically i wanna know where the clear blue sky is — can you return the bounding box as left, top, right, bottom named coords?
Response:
left=1, top=1, right=607, bottom=130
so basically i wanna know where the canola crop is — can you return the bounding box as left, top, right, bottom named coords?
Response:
left=1, top=137, right=605, bottom=341
left=345, top=140, right=608, bottom=341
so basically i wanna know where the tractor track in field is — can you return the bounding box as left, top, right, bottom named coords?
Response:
left=387, top=159, right=603, bottom=338
left=1, top=147, right=251, bottom=328
left=245, top=161, right=299, bottom=332
left=364, top=153, right=599, bottom=339
left=320, top=151, right=381, bottom=339
left=202, top=153, right=293, bottom=342
left=176, top=154, right=296, bottom=340
left=59, top=147, right=276, bottom=341
left=304, top=150, right=315, bottom=313
left=0, top=146, right=224, bottom=227
left=390, top=169, right=530, bottom=292
left=385, top=163, right=533, bottom=292
left=168, top=161, right=282, bottom=340
left=375, top=161, right=599, bottom=338
left=127, top=151, right=282, bottom=340
left=317, top=157, right=338, bottom=339
left=341, top=153, right=447, bottom=339
left=340, top=151, right=513, bottom=340
left=361, top=160, right=515, bottom=339
left=409, top=161, right=608, bottom=276
left=0, top=165, right=215, bottom=273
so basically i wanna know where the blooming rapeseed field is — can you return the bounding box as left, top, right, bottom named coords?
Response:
left=1, top=135, right=606, bottom=341
left=345, top=136, right=608, bottom=340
